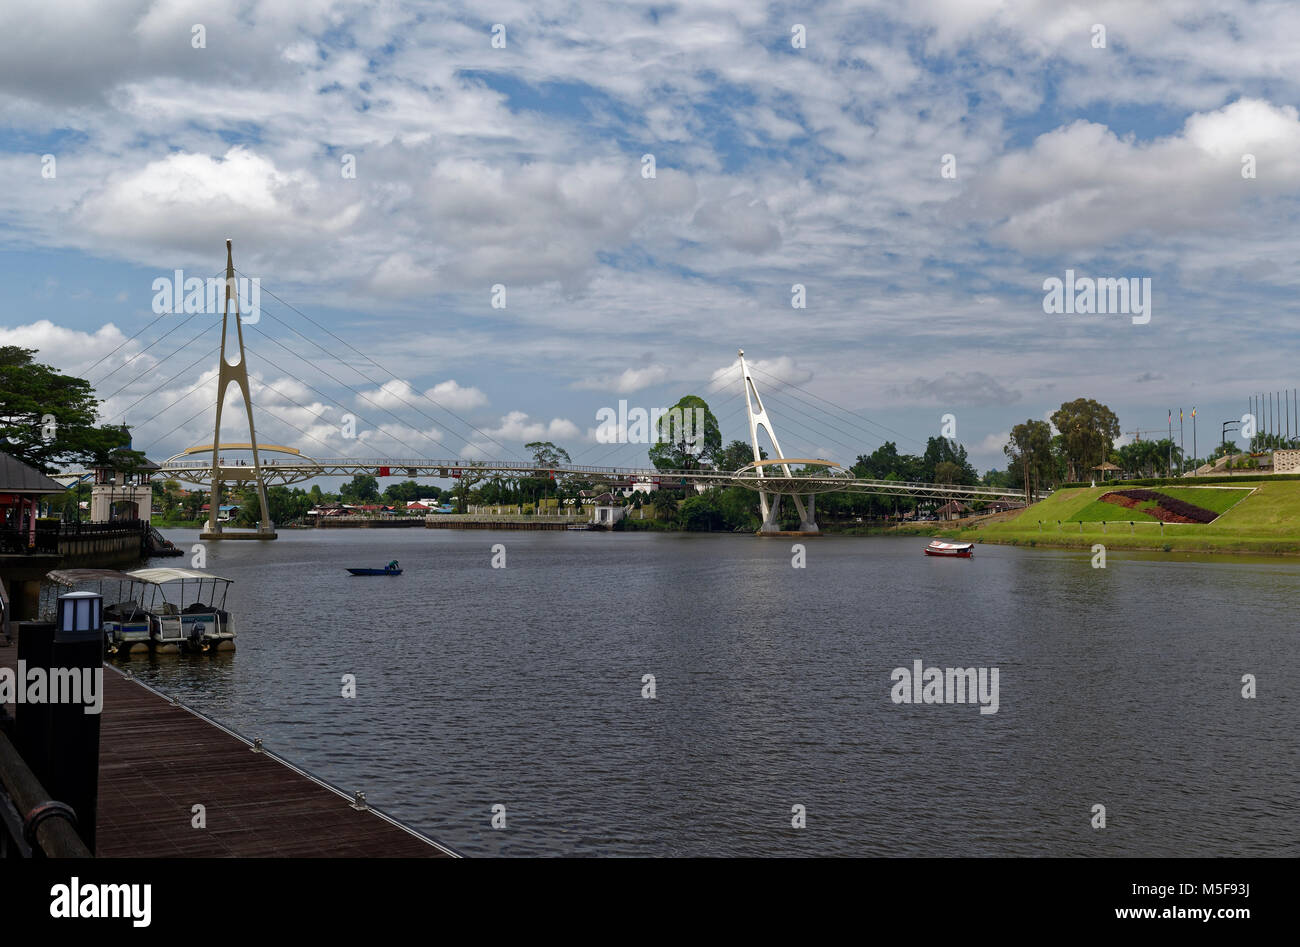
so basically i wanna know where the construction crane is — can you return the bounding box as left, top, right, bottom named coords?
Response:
left=1126, top=427, right=1169, bottom=443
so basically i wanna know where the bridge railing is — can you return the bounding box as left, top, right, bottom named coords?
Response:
left=150, top=458, right=1031, bottom=499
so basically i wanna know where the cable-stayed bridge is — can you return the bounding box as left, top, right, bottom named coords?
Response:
left=66, top=241, right=1029, bottom=538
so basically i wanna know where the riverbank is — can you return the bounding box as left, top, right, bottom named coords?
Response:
left=945, top=479, right=1300, bottom=555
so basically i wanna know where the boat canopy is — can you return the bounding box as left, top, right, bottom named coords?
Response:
left=47, top=568, right=140, bottom=586
left=127, top=568, right=233, bottom=585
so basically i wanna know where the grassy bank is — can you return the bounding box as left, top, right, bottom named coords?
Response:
left=948, top=480, right=1300, bottom=555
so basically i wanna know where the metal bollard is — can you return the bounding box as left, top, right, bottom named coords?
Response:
left=46, top=591, right=105, bottom=853
left=14, top=621, right=56, bottom=788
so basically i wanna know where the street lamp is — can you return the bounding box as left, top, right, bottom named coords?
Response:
left=1221, top=420, right=1240, bottom=471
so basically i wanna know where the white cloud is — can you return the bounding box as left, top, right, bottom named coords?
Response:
left=574, top=364, right=671, bottom=394
left=486, top=411, right=581, bottom=444
left=972, top=99, right=1300, bottom=254
left=977, top=431, right=1009, bottom=455
left=425, top=379, right=488, bottom=411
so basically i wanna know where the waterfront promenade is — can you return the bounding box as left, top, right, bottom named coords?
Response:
left=0, top=634, right=456, bottom=858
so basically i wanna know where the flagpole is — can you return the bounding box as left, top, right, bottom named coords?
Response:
left=1192, top=407, right=1197, bottom=476
left=1179, top=409, right=1184, bottom=477
left=1168, top=409, right=1173, bottom=476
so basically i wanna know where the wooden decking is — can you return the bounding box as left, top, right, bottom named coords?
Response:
left=1, top=637, right=455, bottom=858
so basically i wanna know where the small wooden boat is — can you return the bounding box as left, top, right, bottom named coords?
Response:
left=347, top=560, right=402, bottom=576
left=924, top=540, right=974, bottom=558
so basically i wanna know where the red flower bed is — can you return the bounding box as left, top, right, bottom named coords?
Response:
left=1098, top=489, right=1217, bottom=524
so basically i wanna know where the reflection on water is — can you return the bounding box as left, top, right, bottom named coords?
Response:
left=128, top=529, right=1300, bottom=857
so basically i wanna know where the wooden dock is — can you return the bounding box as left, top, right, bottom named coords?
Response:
left=1, top=637, right=456, bottom=858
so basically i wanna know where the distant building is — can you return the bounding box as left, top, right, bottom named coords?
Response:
left=91, top=453, right=158, bottom=523
left=935, top=500, right=970, bottom=520
left=591, top=503, right=626, bottom=526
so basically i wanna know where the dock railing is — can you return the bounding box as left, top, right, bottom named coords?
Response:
left=0, top=723, right=91, bottom=858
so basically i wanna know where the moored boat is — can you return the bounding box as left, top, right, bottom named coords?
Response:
left=924, top=540, right=974, bottom=557
left=347, top=560, right=402, bottom=575
left=41, top=567, right=236, bottom=655
left=125, top=567, right=237, bottom=653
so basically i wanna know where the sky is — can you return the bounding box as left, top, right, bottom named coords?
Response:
left=2, top=0, right=1299, bottom=483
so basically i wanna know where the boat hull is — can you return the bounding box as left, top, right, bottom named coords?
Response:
left=347, top=568, right=403, bottom=575
left=924, top=541, right=974, bottom=557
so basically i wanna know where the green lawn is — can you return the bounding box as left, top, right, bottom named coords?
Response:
left=950, top=480, right=1300, bottom=555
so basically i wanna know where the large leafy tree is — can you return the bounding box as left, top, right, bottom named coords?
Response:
left=651, top=489, right=680, bottom=522
left=525, top=441, right=571, bottom=469
left=1004, top=419, right=1055, bottom=502
left=449, top=461, right=487, bottom=512
left=382, top=480, right=438, bottom=504
left=714, top=438, right=764, bottom=472
left=0, top=345, right=140, bottom=471
left=1050, top=398, right=1121, bottom=482
left=852, top=441, right=925, bottom=483
left=648, top=395, right=721, bottom=470
left=519, top=440, right=570, bottom=505
left=340, top=474, right=380, bottom=503
left=920, top=436, right=978, bottom=484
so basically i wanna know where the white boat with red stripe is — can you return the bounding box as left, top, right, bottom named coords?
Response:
left=924, top=540, right=974, bottom=558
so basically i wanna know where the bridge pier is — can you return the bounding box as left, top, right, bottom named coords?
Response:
left=798, top=495, right=818, bottom=534
left=756, top=493, right=819, bottom=536
left=199, top=525, right=277, bottom=541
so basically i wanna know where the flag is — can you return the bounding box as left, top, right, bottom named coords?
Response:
left=1168, top=409, right=1172, bottom=423
left=1192, top=406, right=1196, bottom=418
left=1180, top=409, right=1183, bottom=421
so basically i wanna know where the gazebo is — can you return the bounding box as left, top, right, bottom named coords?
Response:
left=0, top=450, right=67, bottom=552
left=1092, top=461, right=1121, bottom=481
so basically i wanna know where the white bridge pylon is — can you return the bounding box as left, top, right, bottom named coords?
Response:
left=204, top=240, right=275, bottom=540
left=738, top=349, right=818, bottom=534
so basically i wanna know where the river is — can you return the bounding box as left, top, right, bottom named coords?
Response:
left=129, top=528, right=1299, bottom=857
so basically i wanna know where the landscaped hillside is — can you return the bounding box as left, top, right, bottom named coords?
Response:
left=948, top=480, right=1300, bottom=555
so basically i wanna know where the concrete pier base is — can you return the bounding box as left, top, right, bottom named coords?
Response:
left=199, top=529, right=277, bottom=541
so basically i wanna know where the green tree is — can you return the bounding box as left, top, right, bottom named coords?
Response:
left=340, top=474, right=380, bottom=503
left=182, top=490, right=205, bottom=520
left=0, top=346, right=143, bottom=472
left=1050, top=399, right=1121, bottom=482
left=981, top=469, right=1012, bottom=488
left=680, top=491, right=724, bottom=531
left=717, top=486, right=760, bottom=530
left=648, top=395, right=721, bottom=470
left=265, top=486, right=312, bottom=525
left=714, top=438, right=764, bottom=472
left=1004, top=420, right=1055, bottom=502
left=382, top=480, right=437, bottom=504
left=525, top=441, right=571, bottom=469
left=449, top=462, right=487, bottom=513
left=520, top=441, right=570, bottom=507
left=651, top=489, right=680, bottom=523
left=933, top=460, right=961, bottom=484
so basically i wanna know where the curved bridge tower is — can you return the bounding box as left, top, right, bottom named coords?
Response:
left=200, top=240, right=276, bottom=541
left=739, top=349, right=817, bottom=535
